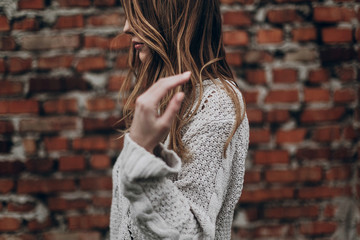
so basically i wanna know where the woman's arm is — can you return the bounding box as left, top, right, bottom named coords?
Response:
left=119, top=117, right=247, bottom=239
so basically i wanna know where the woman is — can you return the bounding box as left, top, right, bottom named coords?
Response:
left=110, top=0, right=249, bottom=239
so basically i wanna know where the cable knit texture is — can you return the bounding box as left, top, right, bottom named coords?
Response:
left=110, top=79, right=249, bottom=239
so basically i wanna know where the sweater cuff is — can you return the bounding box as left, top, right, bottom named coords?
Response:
left=119, top=134, right=182, bottom=182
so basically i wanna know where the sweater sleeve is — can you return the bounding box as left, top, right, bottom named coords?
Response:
left=118, top=113, right=248, bottom=239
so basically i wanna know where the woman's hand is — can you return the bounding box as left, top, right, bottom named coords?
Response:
left=129, top=71, right=191, bottom=153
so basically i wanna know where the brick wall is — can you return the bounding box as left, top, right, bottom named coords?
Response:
left=0, top=0, right=359, bottom=239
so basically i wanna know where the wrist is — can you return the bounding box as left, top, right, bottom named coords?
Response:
left=128, top=133, right=154, bottom=154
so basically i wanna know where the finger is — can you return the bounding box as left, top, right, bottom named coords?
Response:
left=158, top=92, right=185, bottom=128
left=147, top=71, right=191, bottom=104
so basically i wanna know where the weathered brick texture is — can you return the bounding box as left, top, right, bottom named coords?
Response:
left=0, top=1, right=358, bottom=240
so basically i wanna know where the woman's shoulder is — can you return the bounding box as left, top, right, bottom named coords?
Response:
left=193, top=78, right=245, bottom=123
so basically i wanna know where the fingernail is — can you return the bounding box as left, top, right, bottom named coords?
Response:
left=183, top=71, right=191, bottom=77
left=177, top=92, right=184, bottom=101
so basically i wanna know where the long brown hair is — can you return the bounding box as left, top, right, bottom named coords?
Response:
left=117, top=0, right=245, bottom=161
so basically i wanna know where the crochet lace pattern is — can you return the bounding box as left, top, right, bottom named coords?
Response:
left=110, top=79, right=249, bottom=239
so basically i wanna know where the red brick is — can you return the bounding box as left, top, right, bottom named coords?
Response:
left=43, top=98, right=78, bottom=114
left=27, top=218, right=52, bottom=232
left=44, top=137, right=68, bottom=151
left=265, top=167, right=322, bottom=183
left=308, top=68, right=329, bottom=83
left=0, top=15, right=10, bottom=31
left=13, top=18, right=38, bottom=30
left=92, top=196, right=112, bottom=207
left=246, top=69, right=266, bottom=84
left=244, top=170, right=261, bottom=183
left=304, top=88, right=330, bottom=102
left=110, top=34, right=131, bottom=50
left=48, top=197, right=88, bottom=211
left=8, top=202, right=35, bottom=212
left=313, top=126, right=341, bottom=142
left=343, top=125, right=358, bottom=140
left=324, top=204, right=337, bottom=218
left=336, top=66, right=356, bottom=82
left=0, top=100, right=39, bottom=114
left=38, top=55, right=73, bottom=70
left=29, top=76, right=89, bottom=93
left=0, top=81, right=23, bottom=96
left=108, top=75, right=126, bottom=92
left=0, top=36, right=16, bottom=50
left=0, top=58, right=5, bottom=72
left=265, top=89, right=299, bottom=103
left=246, top=109, right=263, bottom=124
left=249, top=128, right=270, bottom=145
left=334, top=88, right=357, bottom=103
left=18, top=0, right=44, bottom=10
left=43, top=232, right=101, bottom=240
left=320, top=46, right=355, bottom=63
left=90, top=154, right=110, bottom=169
left=267, top=9, right=302, bottom=23
left=223, top=11, right=251, bottom=26
left=225, top=52, right=242, bottom=67
left=314, top=7, right=354, bottom=23
left=76, top=56, right=106, bottom=72
left=94, top=0, right=116, bottom=6
left=242, top=90, right=258, bottom=104
left=83, top=116, right=121, bottom=132
left=276, top=129, right=306, bottom=144
left=0, top=179, right=14, bottom=193
left=326, top=166, right=351, bottom=180
left=0, top=120, right=14, bottom=134
left=68, top=214, right=109, bottom=230
left=55, top=15, right=84, bottom=29
left=273, top=68, right=297, bottom=83
left=80, top=177, right=112, bottom=190
left=86, top=97, right=115, bottom=112
left=266, top=109, right=290, bottom=123
left=21, top=34, right=80, bottom=50
left=257, top=29, right=283, bottom=44
left=301, top=107, right=345, bottom=123
left=292, top=27, right=317, bottom=42
left=20, top=117, right=78, bottom=133
left=265, top=206, right=319, bottom=219
left=87, top=13, right=124, bottom=27
left=25, top=159, right=54, bottom=173
left=115, top=54, right=129, bottom=69
left=8, top=57, right=32, bottom=73
left=322, top=28, right=352, bottom=44
left=58, top=0, right=91, bottom=7
left=84, top=36, right=110, bottom=49
left=73, top=137, right=108, bottom=151
left=254, top=150, right=289, bottom=165
left=59, top=156, right=85, bottom=171
left=332, top=147, right=353, bottom=161
left=0, top=161, right=24, bottom=175
left=0, top=217, right=21, bottom=232
left=17, top=179, right=76, bottom=194
left=298, top=186, right=352, bottom=199
left=240, top=187, right=294, bottom=203
left=223, top=30, right=249, bottom=46
left=300, top=222, right=337, bottom=236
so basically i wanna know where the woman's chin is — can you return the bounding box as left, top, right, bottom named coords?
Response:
left=139, top=52, right=149, bottom=63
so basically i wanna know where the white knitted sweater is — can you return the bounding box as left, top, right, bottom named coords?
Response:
left=110, top=80, right=249, bottom=239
